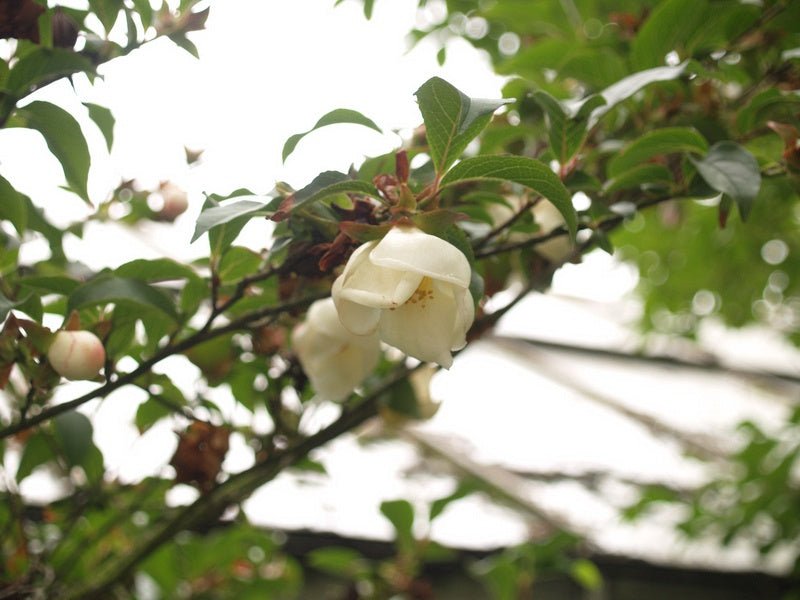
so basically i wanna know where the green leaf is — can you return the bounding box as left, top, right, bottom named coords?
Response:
left=84, top=102, right=115, bottom=151
left=131, top=0, right=153, bottom=28
left=690, top=141, right=761, bottom=220
left=282, top=108, right=381, bottom=162
left=16, top=432, right=53, bottom=483
left=15, top=294, right=42, bottom=323
left=473, top=555, right=518, bottom=600
left=631, top=0, right=708, bottom=70
left=18, top=276, right=80, bottom=296
left=0, top=173, right=27, bottom=234
left=603, top=164, right=673, bottom=194
left=308, top=547, right=370, bottom=579
left=380, top=499, right=415, bottom=551
left=191, top=198, right=272, bottom=243
left=430, top=479, right=479, bottom=522
left=168, top=33, right=200, bottom=58
left=135, top=397, right=173, bottom=433
left=414, top=77, right=508, bottom=175
left=52, top=411, right=94, bottom=468
left=533, top=92, right=605, bottom=165
left=7, top=47, right=94, bottom=95
left=362, top=0, right=375, bottom=19
left=608, top=127, right=709, bottom=177
left=68, top=275, right=179, bottom=321
left=0, top=291, right=19, bottom=322
left=382, top=378, right=420, bottom=418
left=735, top=89, right=800, bottom=134
left=440, top=155, right=576, bottom=240
left=12, top=101, right=91, bottom=204
left=217, top=246, right=262, bottom=283
left=570, top=559, right=603, bottom=591
left=290, top=171, right=381, bottom=213
left=115, top=258, right=199, bottom=283
left=88, top=0, right=123, bottom=33
left=589, top=62, right=688, bottom=128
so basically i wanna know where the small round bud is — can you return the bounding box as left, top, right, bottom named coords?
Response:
left=157, top=182, right=189, bottom=221
left=47, top=330, right=106, bottom=381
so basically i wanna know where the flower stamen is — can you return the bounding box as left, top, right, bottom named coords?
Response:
left=406, top=277, right=435, bottom=309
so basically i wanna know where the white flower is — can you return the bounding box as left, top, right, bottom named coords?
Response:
left=533, top=200, right=573, bottom=263
left=47, top=330, right=106, bottom=381
left=332, top=226, right=474, bottom=369
left=292, top=298, right=381, bottom=402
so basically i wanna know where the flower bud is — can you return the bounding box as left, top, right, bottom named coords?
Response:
left=156, top=182, right=189, bottom=221
left=47, top=330, right=105, bottom=381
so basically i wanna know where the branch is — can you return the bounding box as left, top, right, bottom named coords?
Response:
left=490, top=334, right=800, bottom=389
left=63, top=365, right=413, bottom=600
left=475, top=194, right=673, bottom=260
left=0, top=293, right=326, bottom=440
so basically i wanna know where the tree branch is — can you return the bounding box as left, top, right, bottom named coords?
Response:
left=63, top=365, right=413, bottom=599
left=0, top=292, right=326, bottom=440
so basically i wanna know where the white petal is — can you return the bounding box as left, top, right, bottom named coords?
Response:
left=369, top=226, right=471, bottom=288
left=307, top=341, right=379, bottom=402
left=378, top=278, right=459, bottom=368
left=292, top=303, right=381, bottom=402
left=337, top=247, right=422, bottom=308
left=304, top=297, right=350, bottom=339
left=449, top=285, right=475, bottom=351
left=292, top=322, right=338, bottom=365
left=332, top=276, right=382, bottom=335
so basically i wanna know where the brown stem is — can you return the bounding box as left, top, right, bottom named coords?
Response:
left=0, top=293, right=326, bottom=440
left=63, top=365, right=413, bottom=599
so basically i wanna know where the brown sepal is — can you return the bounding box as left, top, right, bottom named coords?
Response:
left=0, top=0, right=45, bottom=43
left=169, top=421, right=230, bottom=492
left=395, top=150, right=409, bottom=183
left=270, top=195, right=294, bottom=222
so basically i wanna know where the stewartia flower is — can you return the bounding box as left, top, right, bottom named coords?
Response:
left=332, top=226, right=474, bottom=369
left=292, top=298, right=381, bottom=402
left=47, top=330, right=106, bottom=381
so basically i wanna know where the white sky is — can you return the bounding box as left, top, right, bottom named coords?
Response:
left=2, top=0, right=800, bottom=575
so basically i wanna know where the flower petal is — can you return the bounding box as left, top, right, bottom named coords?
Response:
left=378, top=279, right=460, bottom=368
left=337, top=245, right=423, bottom=308
left=306, top=341, right=379, bottom=402
left=369, top=226, right=471, bottom=288
left=304, top=296, right=351, bottom=339
left=293, top=298, right=381, bottom=402
left=447, top=285, right=474, bottom=351
left=332, top=276, right=383, bottom=335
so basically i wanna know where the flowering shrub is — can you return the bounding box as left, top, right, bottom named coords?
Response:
left=0, top=0, right=797, bottom=597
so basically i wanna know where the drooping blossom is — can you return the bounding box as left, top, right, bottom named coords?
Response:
left=292, top=298, right=381, bottom=402
left=332, top=226, right=474, bottom=369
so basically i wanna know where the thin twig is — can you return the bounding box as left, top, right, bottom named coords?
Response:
left=61, top=365, right=414, bottom=599
left=0, top=292, right=326, bottom=440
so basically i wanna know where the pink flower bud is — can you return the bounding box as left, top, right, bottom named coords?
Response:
left=47, top=331, right=106, bottom=381
left=157, top=182, right=189, bottom=220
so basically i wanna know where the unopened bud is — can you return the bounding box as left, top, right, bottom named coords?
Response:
left=52, top=7, right=79, bottom=49
left=47, top=330, right=105, bottom=381
left=157, top=182, right=189, bottom=220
